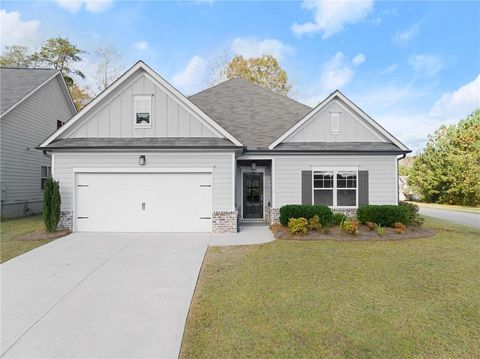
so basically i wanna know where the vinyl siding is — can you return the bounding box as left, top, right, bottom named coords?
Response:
left=63, top=70, right=219, bottom=139
left=286, top=98, right=388, bottom=143
left=53, top=151, right=234, bottom=212
left=273, top=155, right=397, bottom=206
left=0, top=76, right=75, bottom=205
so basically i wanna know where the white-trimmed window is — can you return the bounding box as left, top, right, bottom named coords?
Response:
left=313, top=169, right=357, bottom=207
left=134, top=95, right=152, bottom=128
left=41, top=166, right=51, bottom=190
left=330, top=111, right=340, bottom=134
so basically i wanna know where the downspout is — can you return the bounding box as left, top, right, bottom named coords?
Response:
left=396, top=153, right=407, bottom=204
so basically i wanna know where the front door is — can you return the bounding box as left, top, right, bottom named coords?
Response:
left=243, top=172, right=263, bottom=219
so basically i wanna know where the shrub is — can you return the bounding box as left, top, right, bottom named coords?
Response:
left=399, top=201, right=424, bottom=227
left=395, top=222, right=406, bottom=234
left=280, top=205, right=334, bottom=227
left=376, top=224, right=385, bottom=237
left=332, top=213, right=346, bottom=225
left=366, top=222, right=376, bottom=231
left=357, top=205, right=409, bottom=227
left=43, top=177, right=61, bottom=232
left=308, top=215, right=321, bottom=231
left=288, top=217, right=309, bottom=235
left=341, top=218, right=359, bottom=235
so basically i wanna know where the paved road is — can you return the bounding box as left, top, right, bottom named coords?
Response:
left=419, top=207, right=480, bottom=229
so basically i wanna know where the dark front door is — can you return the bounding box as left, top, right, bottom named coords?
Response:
left=243, top=172, right=263, bottom=219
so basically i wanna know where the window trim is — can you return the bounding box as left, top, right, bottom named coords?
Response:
left=312, top=167, right=358, bottom=208
left=41, top=166, right=51, bottom=190
left=133, top=94, right=153, bottom=129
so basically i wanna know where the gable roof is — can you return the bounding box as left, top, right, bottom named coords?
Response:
left=39, top=61, right=243, bottom=148
left=268, top=90, right=410, bottom=151
left=0, top=68, right=75, bottom=117
left=189, top=78, right=312, bottom=150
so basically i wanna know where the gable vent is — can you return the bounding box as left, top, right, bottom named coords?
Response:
left=330, top=112, right=340, bottom=134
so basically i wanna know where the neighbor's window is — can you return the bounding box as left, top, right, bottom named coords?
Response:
left=313, top=170, right=357, bottom=207
left=41, top=166, right=51, bottom=190
left=134, top=95, right=152, bottom=128
left=57, top=120, right=64, bottom=129
left=330, top=111, right=340, bottom=134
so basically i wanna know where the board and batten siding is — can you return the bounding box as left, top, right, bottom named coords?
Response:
left=1, top=76, right=75, bottom=207
left=53, top=151, right=234, bottom=213
left=63, top=70, right=219, bottom=139
left=273, top=155, right=397, bottom=207
left=285, top=99, right=388, bottom=143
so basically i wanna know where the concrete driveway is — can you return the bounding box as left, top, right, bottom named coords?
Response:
left=419, top=207, right=480, bottom=229
left=1, top=232, right=210, bottom=359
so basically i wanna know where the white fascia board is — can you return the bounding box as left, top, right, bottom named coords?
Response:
left=39, top=61, right=243, bottom=148
left=268, top=90, right=410, bottom=151
left=1, top=72, right=60, bottom=119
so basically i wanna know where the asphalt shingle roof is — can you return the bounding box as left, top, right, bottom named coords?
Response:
left=274, top=142, right=402, bottom=152
left=189, top=78, right=312, bottom=150
left=1, top=67, right=58, bottom=116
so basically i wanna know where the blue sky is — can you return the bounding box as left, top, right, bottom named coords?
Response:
left=1, top=0, right=479, bottom=151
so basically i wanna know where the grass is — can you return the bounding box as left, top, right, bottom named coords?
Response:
left=0, top=215, right=65, bottom=263
left=412, top=201, right=480, bottom=214
left=181, top=217, right=480, bottom=358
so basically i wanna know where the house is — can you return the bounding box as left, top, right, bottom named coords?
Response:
left=1, top=68, right=76, bottom=218
left=38, top=61, right=410, bottom=233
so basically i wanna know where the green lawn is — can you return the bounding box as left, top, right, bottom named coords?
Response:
left=181, top=217, right=480, bottom=359
left=0, top=215, right=58, bottom=263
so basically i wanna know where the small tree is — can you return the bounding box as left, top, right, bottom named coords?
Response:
left=43, top=178, right=61, bottom=232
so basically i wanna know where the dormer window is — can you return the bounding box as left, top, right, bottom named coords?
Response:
left=330, top=111, right=340, bottom=134
left=134, top=95, right=152, bottom=128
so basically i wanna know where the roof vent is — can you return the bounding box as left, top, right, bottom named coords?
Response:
left=330, top=112, right=340, bottom=134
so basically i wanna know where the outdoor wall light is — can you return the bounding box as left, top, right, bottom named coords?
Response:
left=139, top=155, right=146, bottom=166
left=251, top=162, right=256, bottom=171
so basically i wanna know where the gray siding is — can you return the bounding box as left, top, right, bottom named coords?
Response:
left=274, top=155, right=397, bottom=207
left=286, top=98, right=388, bottom=143
left=1, top=76, right=75, bottom=213
left=53, top=151, right=234, bottom=213
left=63, top=70, right=219, bottom=139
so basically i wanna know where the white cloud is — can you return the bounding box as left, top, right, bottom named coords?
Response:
left=409, top=54, right=443, bottom=78
left=172, top=55, right=208, bottom=94
left=292, top=0, right=373, bottom=38
left=133, top=41, right=149, bottom=51
left=394, top=23, right=420, bottom=44
left=429, top=74, right=480, bottom=120
left=352, top=53, right=366, bottom=66
left=231, top=37, right=294, bottom=60
left=380, top=63, right=398, bottom=74
left=55, top=0, right=114, bottom=13
left=0, top=10, right=39, bottom=48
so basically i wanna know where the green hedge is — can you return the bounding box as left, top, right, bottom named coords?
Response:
left=43, top=177, right=61, bottom=232
left=279, top=205, right=334, bottom=227
left=357, top=205, right=409, bottom=227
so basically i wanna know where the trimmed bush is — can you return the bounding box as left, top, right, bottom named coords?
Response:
left=43, top=177, right=61, bottom=232
left=399, top=201, right=424, bottom=227
left=332, top=213, right=346, bottom=225
left=357, top=205, right=409, bottom=227
left=280, top=205, right=334, bottom=227
left=288, top=218, right=309, bottom=235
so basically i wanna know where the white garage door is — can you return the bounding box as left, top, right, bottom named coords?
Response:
left=75, top=172, right=212, bottom=232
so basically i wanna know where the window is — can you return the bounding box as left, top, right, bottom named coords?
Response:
left=41, top=166, right=51, bottom=190
left=313, top=169, right=357, bottom=207
left=134, top=95, right=152, bottom=128
left=330, top=111, right=340, bottom=134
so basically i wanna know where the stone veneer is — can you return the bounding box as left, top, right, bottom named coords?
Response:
left=212, top=210, right=238, bottom=233
left=331, top=207, right=357, bottom=217
left=58, top=211, right=73, bottom=230
left=267, top=207, right=280, bottom=225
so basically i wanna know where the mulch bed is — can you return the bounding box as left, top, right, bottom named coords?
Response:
left=271, top=223, right=435, bottom=241
left=15, top=230, right=71, bottom=241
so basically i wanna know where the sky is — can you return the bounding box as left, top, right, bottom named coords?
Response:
left=1, top=0, right=479, bottom=152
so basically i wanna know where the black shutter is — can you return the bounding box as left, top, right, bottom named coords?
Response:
left=301, top=171, right=312, bottom=205
left=358, top=170, right=369, bottom=206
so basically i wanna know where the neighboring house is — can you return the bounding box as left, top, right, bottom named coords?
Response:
left=399, top=176, right=408, bottom=201
left=38, top=61, right=410, bottom=233
left=1, top=68, right=76, bottom=217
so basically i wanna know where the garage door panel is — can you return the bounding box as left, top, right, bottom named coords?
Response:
left=75, top=172, right=212, bottom=232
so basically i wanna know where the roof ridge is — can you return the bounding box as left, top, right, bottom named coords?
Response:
left=0, top=67, right=58, bottom=71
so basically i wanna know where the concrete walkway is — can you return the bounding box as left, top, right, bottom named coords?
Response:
left=420, top=207, right=480, bottom=229
left=1, top=227, right=274, bottom=359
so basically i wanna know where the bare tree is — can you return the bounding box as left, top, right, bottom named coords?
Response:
left=93, top=47, right=123, bottom=93
left=204, top=52, right=230, bottom=88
